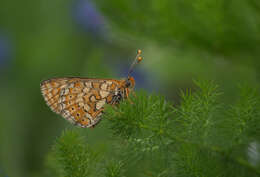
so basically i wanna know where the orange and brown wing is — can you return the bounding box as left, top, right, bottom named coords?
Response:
left=40, top=77, right=121, bottom=128
left=40, top=78, right=69, bottom=114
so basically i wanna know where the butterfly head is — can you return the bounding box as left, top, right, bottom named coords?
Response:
left=125, top=76, right=135, bottom=88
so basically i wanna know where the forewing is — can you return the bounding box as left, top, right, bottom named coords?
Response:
left=40, top=77, right=120, bottom=128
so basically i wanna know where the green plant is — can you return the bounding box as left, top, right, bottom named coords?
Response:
left=46, top=80, right=260, bottom=177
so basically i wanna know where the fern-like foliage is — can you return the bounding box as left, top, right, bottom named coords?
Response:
left=46, top=80, right=260, bottom=177
left=46, top=130, right=101, bottom=177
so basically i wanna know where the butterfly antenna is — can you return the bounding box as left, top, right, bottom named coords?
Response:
left=127, top=49, right=143, bottom=77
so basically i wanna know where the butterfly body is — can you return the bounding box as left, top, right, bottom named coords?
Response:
left=40, top=77, right=135, bottom=128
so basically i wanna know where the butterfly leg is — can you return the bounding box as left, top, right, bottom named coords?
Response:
left=124, top=88, right=134, bottom=104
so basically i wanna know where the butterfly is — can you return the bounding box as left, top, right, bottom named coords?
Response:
left=40, top=50, right=143, bottom=128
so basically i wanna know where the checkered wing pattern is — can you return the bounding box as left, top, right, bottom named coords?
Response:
left=40, top=77, right=121, bottom=128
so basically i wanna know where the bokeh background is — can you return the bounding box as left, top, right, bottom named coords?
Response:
left=0, top=0, right=260, bottom=176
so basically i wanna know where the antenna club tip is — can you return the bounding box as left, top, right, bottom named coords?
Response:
left=137, top=49, right=142, bottom=54
left=137, top=56, right=143, bottom=63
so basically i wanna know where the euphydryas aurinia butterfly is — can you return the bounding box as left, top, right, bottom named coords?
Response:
left=40, top=50, right=143, bottom=128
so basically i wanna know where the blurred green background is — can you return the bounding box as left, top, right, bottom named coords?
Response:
left=0, top=0, right=260, bottom=176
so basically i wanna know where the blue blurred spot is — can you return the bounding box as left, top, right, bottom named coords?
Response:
left=0, top=168, right=8, bottom=177
left=74, top=0, right=107, bottom=38
left=0, top=34, right=11, bottom=70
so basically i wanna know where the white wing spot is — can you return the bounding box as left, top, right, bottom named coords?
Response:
left=60, top=84, right=67, bottom=89
left=96, top=99, right=106, bottom=110
left=106, top=81, right=112, bottom=85
left=68, top=83, right=74, bottom=88
left=78, top=102, right=84, bottom=107
left=83, top=87, right=90, bottom=93
left=46, top=83, right=52, bottom=89
left=85, top=82, right=92, bottom=88
left=101, top=83, right=108, bottom=90
left=76, top=97, right=84, bottom=103
left=115, top=88, right=118, bottom=95
left=100, top=90, right=110, bottom=98
left=84, top=104, right=90, bottom=111
left=62, top=110, right=70, bottom=117
left=77, top=92, right=84, bottom=98
left=59, top=103, right=66, bottom=110
left=58, top=96, right=66, bottom=103
left=47, top=93, right=52, bottom=99
left=85, top=112, right=92, bottom=119
left=90, top=95, right=96, bottom=102
left=64, top=88, right=69, bottom=95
